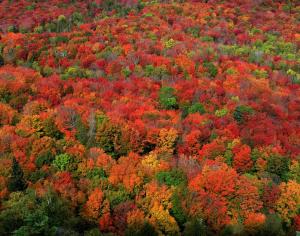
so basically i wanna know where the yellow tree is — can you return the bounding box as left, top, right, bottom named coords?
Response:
left=157, top=128, right=178, bottom=154
left=148, top=201, right=180, bottom=236
left=275, top=180, right=300, bottom=225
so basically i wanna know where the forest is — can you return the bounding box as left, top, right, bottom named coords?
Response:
left=0, top=0, right=299, bottom=235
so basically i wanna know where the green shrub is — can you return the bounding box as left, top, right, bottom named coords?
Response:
left=188, top=103, right=205, bottom=115
left=95, top=118, right=128, bottom=159
left=86, top=168, right=107, bottom=180
left=35, top=151, right=54, bottom=169
left=71, top=12, right=84, bottom=26
left=95, top=0, right=143, bottom=17
left=0, top=190, right=74, bottom=235
left=215, top=108, right=228, bottom=117
left=75, top=115, right=89, bottom=145
left=156, top=169, right=187, bottom=187
left=145, top=65, right=169, bottom=80
left=186, top=26, right=200, bottom=38
left=44, top=22, right=56, bottom=32
left=53, top=154, right=72, bottom=171
left=287, top=161, right=300, bottom=183
left=183, top=219, right=207, bottom=236
left=51, top=36, right=69, bottom=45
left=253, top=69, right=268, bottom=78
left=145, top=65, right=155, bottom=77
left=56, top=15, right=69, bottom=33
left=106, top=187, right=130, bottom=209
left=170, top=192, right=187, bottom=228
left=224, top=150, right=233, bottom=166
left=203, top=62, right=218, bottom=78
left=28, top=170, right=48, bottom=183
left=143, top=12, right=153, bottom=17
left=33, top=26, right=44, bottom=34
left=0, top=89, right=12, bottom=103
left=225, top=67, right=237, bottom=75
left=257, top=214, right=285, bottom=236
left=7, top=25, right=18, bottom=33
left=122, top=66, right=131, bottom=78
left=164, top=38, right=176, bottom=49
left=84, top=228, right=102, bottom=236
left=125, top=222, right=158, bottom=236
left=159, top=87, right=178, bottom=110
left=200, top=36, right=214, bottom=42
left=61, top=66, right=88, bottom=80
left=42, top=117, right=64, bottom=139
left=25, top=4, right=35, bottom=11
left=267, top=154, right=290, bottom=181
left=41, top=65, right=53, bottom=76
left=233, top=105, right=254, bottom=123
left=287, top=69, right=300, bottom=84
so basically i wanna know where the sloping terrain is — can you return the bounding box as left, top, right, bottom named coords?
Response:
left=0, top=0, right=299, bottom=235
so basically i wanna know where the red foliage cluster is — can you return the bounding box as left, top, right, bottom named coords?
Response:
left=0, top=0, right=299, bottom=235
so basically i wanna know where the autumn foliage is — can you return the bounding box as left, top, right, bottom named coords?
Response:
left=0, top=0, right=299, bottom=235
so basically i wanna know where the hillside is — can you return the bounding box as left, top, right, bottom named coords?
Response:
left=0, top=0, right=299, bottom=235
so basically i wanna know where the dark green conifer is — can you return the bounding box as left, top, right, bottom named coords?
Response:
left=8, top=158, right=27, bottom=192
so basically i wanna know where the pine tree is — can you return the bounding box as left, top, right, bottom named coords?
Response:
left=8, top=158, right=27, bottom=192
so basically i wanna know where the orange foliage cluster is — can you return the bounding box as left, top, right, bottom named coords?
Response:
left=0, top=0, right=299, bottom=235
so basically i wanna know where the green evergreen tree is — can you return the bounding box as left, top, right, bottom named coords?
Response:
left=159, top=87, right=178, bottom=110
left=125, top=222, right=158, bottom=236
left=183, top=219, right=207, bottom=236
left=8, top=158, right=27, bottom=192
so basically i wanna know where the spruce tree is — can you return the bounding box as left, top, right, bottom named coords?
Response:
left=8, top=158, right=27, bottom=192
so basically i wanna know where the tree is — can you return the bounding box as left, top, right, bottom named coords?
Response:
left=175, top=54, right=195, bottom=76
left=188, top=161, right=263, bottom=231
left=156, top=169, right=187, bottom=187
left=159, top=87, right=178, bottom=110
left=188, top=102, right=206, bottom=115
left=51, top=172, right=80, bottom=206
left=42, top=116, right=64, bottom=139
left=262, top=183, right=280, bottom=211
left=125, top=222, right=158, bottom=236
left=98, top=201, right=113, bottom=232
left=84, top=228, right=102, bottom=236
left=8, top=157, right=27, bottom=192
left=267, top=154, right=290, bottom=181
left=157, top=128, right=178, bottom=154
left=0, top=189, right=75, bottom=235
left=244, top=212, right=266, bottom=235
left=82, top=188, right=104, bottom=221
left=75, top=114, right=89, bottom=145
left=203, top=61, right=218, bottom=78
left=109, top=153, right=143, bottom=191
left=275, top=180, right=300, bottom=225
left=0, top=55, right=4, bottom=67
left=148, top=201, right=180, bottom=236
left=256, top=214, right=285, bottom=236
left=32, top=136, right=56, bottom=168
left=183, top=219, right=207, bottom=236
left=95, top=117, right=128, bottom=159
left=287, top=160, right=300, bottom=183
left=53, top=153, right=72, bottom=171
left=0, top=103, right=17, bottom=127
left=233, top=105, right=254, bottom=123
left=170, top=191, right=187, bottom=229
left=126, top=208, right=158, bottom=236
left=232, top=144, right=253, bottom=173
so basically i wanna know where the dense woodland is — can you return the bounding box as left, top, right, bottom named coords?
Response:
left=0, top=0, right=299, bottom=235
